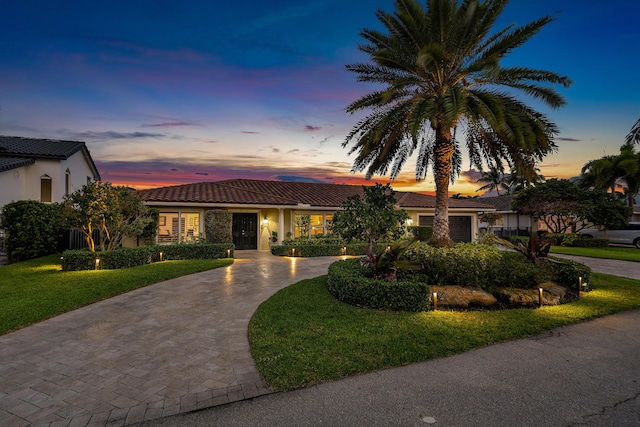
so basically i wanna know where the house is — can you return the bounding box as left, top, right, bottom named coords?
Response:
left=478, top=195, right=533, bottom=237
left=0, top=136, right=101, bottom=210
left=137, top=179, right=495, bottom=251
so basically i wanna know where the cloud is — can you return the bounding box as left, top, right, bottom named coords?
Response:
left=141, top=121, right=193, bottom=128
left=461, top=169, right=483, bottom=183
left=195, top=172, right=209, bottom=176
left=557, top=137, right=581, bottom=142
left=305, top=125, right=321, bottom=131
left=60, top=130, right=166, bottom=140
left=287, top=149, right=301, bottom=154
left=241, top=131, right=260, bottom=134
left=318, top=135, right=334, bottom=145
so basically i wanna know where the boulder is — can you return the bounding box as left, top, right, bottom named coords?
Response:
left=497, top=287, right=561, bottom=306
left=430, top=285, right=497, bottom=308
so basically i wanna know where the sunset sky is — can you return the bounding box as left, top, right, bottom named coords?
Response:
left=1, top=0, right=639, bottom=195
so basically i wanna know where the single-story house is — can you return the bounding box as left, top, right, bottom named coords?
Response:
left=137, top=179, right=495, bottom=251
left=478, top=195, right=534, bottom=236
left=0, top=136, right=101, bottom=211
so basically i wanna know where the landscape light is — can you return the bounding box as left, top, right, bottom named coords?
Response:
left=159, top=251, right=163, bottom=262
left=432, top=292, right=438, bottom=311
left=227, top=249, right=231, bottom=258
left=94, top=258, right=100, bottom=270
left=538, top=288, right=543, bottom=308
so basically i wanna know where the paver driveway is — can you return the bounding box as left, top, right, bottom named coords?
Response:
left=0, top=252, right=338, bottom=426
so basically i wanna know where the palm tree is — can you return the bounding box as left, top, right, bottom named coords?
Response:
left=581, top=144, right=640, bottom=207
left=625, top=118, right=640, bottom=146
left=506, top=166, right=545, bottom=193
left=343, top=0, right=571, bottom=247
left=475, top=164, right=509, bottom=195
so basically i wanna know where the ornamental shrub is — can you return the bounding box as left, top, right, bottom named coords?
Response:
left=270, top=241, right=387, bottom=257
left=407, top=226, right=433, bottom=242
left=327, top=258, right=429, bottom=312
left=548, top=257, right=592, bottom=289
left=205, top=210, right=232, bottom=243
left=1, top=200, right=66, bottom=263
left=61, top=243, right=235, bottom=271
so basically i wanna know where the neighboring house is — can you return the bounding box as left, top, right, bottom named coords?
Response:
left=478, top=195, right=533, bottom=237
left=137, top=179, right=495, bottom=251
left=0, top=136, right=101, bottom=211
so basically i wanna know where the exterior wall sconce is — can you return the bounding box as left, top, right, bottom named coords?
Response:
left=263, top=216, right=269, bottom=225
left=407, top=218, right=413, bottom=226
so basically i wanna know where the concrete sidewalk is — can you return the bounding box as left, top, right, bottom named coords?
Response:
left=0, top=252, right=338, bottom=426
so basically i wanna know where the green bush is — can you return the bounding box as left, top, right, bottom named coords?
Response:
left=270, top=241, right=388, bottom=257
left=548, top=257, right=592, bottom=289
left=61, top=243, right=235, bottom=271
left=507, top=235, right=529, bottom=246
left=327, top=258, right=430, bottom=312
left=407, top=226, right=433, bottom=242
left=205, top=210, right=232, bottom=243
left=0, top=200, right=66, bottom=263
left=563, top=234, right=609, bottom=248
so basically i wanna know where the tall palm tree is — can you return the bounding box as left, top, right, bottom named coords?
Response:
left=343, top=0, right=571, bottom=246
left=506, top=166, right=545, bottom=193
left=581, top=144, right=640, bottom=206
left=475, top=163, right=509, bottom=195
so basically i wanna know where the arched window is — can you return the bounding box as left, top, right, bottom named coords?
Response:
left=41, top=175, right=52, bottom=202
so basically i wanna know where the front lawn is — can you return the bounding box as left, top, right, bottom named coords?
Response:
left=249, top=273, right=640, bottom=391
left=551, top=245, right=640, bottom=262
left=0, top=254, right=233, bottom=335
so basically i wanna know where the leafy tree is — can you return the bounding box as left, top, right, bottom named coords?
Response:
left=63, top=182, right=153, bottom=252
left=0, top=200, right=65, bottom=262
left=513, top=179, right=631, bottom=233
left=331, top=183, right=409, bottom=274
left=343, top=0, right=571, bottom=247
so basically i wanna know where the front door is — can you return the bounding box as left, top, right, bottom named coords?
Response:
left=232, top=213, right=258, bottom=249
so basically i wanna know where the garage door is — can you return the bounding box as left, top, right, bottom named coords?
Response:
left=419, top=216, right=472, bottom=242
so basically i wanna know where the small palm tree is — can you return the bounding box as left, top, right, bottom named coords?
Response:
left=343, top=0, right=571, bottom=247
left=476, top=164, right=509, bottom=195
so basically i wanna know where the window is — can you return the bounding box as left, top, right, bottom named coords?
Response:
left=158, top=212, right=200, bottom=243
left=40, top=175, right=52, bottom=202
left=294, top=213, right=333, bottom=238
left=65, top=169, right=70, bottom=196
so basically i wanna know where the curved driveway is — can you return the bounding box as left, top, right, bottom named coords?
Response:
left=0, top=252, right=339, bottom=426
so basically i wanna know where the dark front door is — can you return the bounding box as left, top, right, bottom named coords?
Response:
left=232, top=213, right=258, bottom=249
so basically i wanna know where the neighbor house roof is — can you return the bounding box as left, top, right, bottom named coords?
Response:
left=137, top=179, right=495, bottom=210
left=0, top=135, right=101, bottom=179
left=478, top=195, right=516, bottom=212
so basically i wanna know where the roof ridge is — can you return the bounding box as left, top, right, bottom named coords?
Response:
left=214, top=181, right=300, bottom=204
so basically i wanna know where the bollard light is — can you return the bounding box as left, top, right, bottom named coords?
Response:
left=227, top=248, right=231, bottom=258
left=292, top=248, right=296, bottom=257
left=342, top=246, right=347, bottom=255
left=94, top=258, right=100, bottom=270
left=538, top=287, right=543, bottom=308
left=159, top=251, right=163, bottom=262
left=432, top=292, right=438, bottom=311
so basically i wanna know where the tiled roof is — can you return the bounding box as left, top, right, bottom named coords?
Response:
left=0, top=157, right=35, bottom=173
left=478, top=195, right=516, bottom=212
left=0, top=135, right=100, bottom=179
left=137, top=179, right=494, bottom=210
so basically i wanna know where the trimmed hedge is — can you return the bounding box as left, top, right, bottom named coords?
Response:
left=270, top=240, right=388, bottom=257
left=561, top=233, right=609, bottom=248
left=327, top=258, right=430, bottom=312
left=61, top=243, right=235, bottom=271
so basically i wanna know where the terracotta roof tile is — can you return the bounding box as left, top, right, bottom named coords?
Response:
left=138, top=179, right=494, bottom=210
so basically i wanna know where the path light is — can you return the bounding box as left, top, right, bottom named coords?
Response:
left=292, top=248, right=296, bottom=257
left=159, top=251, right=163, bottom=262
left=94, top=258, right=100, bottom=270
left=227, top=249, right=231, bottom=258
left=342, top=246, right=347, bottom=255
left=432, top=292, right=438, bottom=311
left=387, top=245, right=391, bottom=252
left=538, top=287, right=543, bottom=308
left=578, top=276, right=582, bottom=297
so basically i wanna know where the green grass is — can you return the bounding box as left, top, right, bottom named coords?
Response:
left=249, top=273, right=640, bottom=391
left=0, top=254, right=233, bottom=335
left=551, top=245, right=640, bottom=262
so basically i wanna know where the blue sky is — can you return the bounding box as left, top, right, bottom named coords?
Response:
left=1, top=0, right=639, bottom=194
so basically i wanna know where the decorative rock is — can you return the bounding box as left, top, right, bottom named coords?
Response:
left=497, top=288, right=560, bottom=306
left=539, top=281, right=568, bottom=299
left=430, top=285, right=497, bottom=308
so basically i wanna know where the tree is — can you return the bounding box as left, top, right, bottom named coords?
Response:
left=505, top=166, right=545, bottom=193
left=625, top=118, right=640, bottom=146
left=512, top=179, right=631, bottom=233
left=331, top=183, right=408, bottom=273
left=343, top=0, right=570, bottom=247
left=476, top=164, right=509, bottom=195
left=63, top=182, right=153, bottom=252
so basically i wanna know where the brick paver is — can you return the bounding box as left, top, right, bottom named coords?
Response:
left=0, top=252, right=339, bottom=426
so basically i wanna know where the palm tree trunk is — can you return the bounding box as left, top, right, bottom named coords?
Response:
left=430, top=128, right=455, bottom=248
